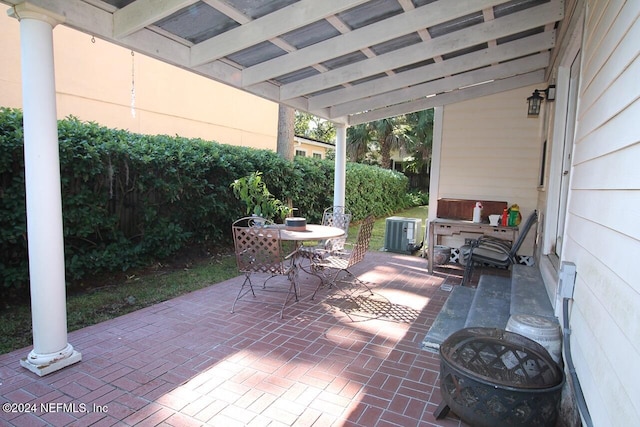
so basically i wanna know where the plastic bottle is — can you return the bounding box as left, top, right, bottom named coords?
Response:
left=508, top=204, right=520, bottom=227
left=501, top=208, right=509, bottom=226
left=472, top=202, right=483, bottom=223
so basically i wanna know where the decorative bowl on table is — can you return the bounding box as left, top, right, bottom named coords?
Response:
left=285, top=217, right=307, bottom=231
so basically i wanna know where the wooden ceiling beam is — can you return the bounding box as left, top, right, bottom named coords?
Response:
left=190, top=0, right=369, bottom=67
left=113, top=0, right=198, bottom=39
left=242, top=0, right=507, bottom=87
left=308, top=31, right=555, bottom=110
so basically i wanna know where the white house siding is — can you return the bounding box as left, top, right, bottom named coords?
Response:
left=564, top=0, right=640, bottom=424
left=439, top=87, right=543, bottom=255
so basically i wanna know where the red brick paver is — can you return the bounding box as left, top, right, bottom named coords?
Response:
left=1, top=251, right=473, bottom=426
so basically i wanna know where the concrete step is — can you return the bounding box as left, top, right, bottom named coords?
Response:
left=422, top=266, right=559, bottom=354
left=464, top=275, right=511, bottom=329
left=422, top=285, right=475, bottom=352
left=511, top=264, right=556, bottom=319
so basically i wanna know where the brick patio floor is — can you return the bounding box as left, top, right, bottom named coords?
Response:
left=0, top=251, right=482, bottom=427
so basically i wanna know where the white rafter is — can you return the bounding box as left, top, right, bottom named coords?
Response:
left=280, top=1, right=563, bottom=100
left=0, top=0, right=566, bottom=123
left=190, top=0, right=370, bottom=67
left=330, top=52, right=550, bottom=118
left=113, top=0, right=198, bottom=39
left=308, top=31, right=556, bottom=111
left=242, top=0, right=509, bottom=87
left=349, top=71, right=545, bottom=125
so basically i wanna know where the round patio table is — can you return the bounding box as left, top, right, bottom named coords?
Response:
left=278, top=224, right=345, bottom=241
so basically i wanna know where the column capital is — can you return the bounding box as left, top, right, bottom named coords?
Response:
left=8, top=2, right=65, bottom=27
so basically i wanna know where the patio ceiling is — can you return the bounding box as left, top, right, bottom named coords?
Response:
left=3, top=0, right=564, bottom=125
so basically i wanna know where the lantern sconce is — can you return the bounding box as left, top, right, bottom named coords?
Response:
left=527, top=84, right=556, bottom=117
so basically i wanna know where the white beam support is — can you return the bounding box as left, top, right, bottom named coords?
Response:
left=427, top=106, right=444, bottom=223
left=190, top=0, right=370, bottom=67
left=113, top=0, right=198, bottom=39
left=333, top=124, right=347, bottom=208
left=330, top=52, right=550, bottom=118
left=8, top=2, right=82, bottom=376
left=308, top=31, right=556, bottom=111
left=349, top=71, right=545, bottom=125
left=201, top=0, right=250, bottom=23
left=242, top=0, right=508, bottom=87
left=281, top=1, right=563, bottom=100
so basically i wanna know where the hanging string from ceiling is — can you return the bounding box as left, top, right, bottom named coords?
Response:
left=130, top=50, right=136, bottom=118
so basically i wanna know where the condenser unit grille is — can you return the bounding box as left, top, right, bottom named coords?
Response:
left=384, top=217, right=422, bottom=254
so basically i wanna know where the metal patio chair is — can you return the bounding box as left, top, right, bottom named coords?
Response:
left=231, top=217, right=297, bottom=318
left=461, top=210, right=538, bottom=285
left=311, top=215, right=375, bottom=299
left=299, top=206, right=352, bottom=261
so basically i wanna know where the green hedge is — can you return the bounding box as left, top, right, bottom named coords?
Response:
left=0, top=108, right=411, bottom=298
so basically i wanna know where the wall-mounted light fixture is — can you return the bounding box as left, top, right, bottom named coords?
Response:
left=527, top=85, right=556, bottom=117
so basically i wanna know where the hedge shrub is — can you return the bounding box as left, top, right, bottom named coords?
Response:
left=0, top=108, right=411, bottom=298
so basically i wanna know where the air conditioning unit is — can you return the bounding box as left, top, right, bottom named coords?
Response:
left=384, top=217, right=422, bottom=254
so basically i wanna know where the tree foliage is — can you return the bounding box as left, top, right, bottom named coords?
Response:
left=0, top=108, right=413, bottom=298
left=346, top=110, right=434, bottom=172
left=294, top=111, right=336, bottom=143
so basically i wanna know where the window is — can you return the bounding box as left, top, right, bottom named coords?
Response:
left=312, top=152, right=322, bottom=159
left=295, top=149, right=306, bottom=157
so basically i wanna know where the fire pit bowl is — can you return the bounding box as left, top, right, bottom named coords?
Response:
left=436, top=327, right=564, bottom=427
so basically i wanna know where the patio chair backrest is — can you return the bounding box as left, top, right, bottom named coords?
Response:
left=346, top=215, right=375, bottom=269
left=508, top=210, right=538, bottom=259
left=232, top=217, right=286, bottom=274
left=321, top=206, right=352, bottom=251
left=322, top=206, right=351, bottom=232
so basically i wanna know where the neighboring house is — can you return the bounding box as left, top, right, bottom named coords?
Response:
left=294, top=135, right=334, bottom=159
left=0, top=12, right=278, bottom=149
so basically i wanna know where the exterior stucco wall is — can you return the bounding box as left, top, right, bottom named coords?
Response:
left=559, top=0, right=640, bottom=424
left=439, top=87, right=544, bottom=255
left=0, top=12, right=278, bottom=149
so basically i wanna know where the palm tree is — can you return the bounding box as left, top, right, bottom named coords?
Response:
left=371, top=117, right=410, bottom=169
left=404, top=109, right=434, bottom=173
left=346, top=123, right=374, bottom=162
left=346, top=111, right=432, bottom=171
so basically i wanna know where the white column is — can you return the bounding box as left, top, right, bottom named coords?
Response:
left=333, top=124, right=347, bottom=207
left=427, top=106, right=444, bottom=222
left=9, top=3, right=81, bottom=376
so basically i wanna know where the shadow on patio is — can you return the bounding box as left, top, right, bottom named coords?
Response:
left=0, top=251, right=472, bottom=427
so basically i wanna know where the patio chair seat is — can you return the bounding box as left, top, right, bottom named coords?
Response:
left=299, top=206, right=351, bottom=260
left=315, top=253, right=350, bottom=270
left=461, top=210, right=538, bottom=285
left=311, top=215, right=375, bottom=299
left=466, top=246, right=511, bottom=265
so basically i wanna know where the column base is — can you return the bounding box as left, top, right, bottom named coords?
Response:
left=20, top=344, right=82, bottom=376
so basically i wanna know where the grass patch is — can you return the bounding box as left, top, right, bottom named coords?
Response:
left=0, top=206, right=429, bottom=355
left=0, top=252, right=238, bottom=355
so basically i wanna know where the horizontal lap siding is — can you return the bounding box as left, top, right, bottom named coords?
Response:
left=440, top=88, right=542, bottom=254
left=567, top=0, right=640, bottom=424
left=441, top=90, right=541, bottom=201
